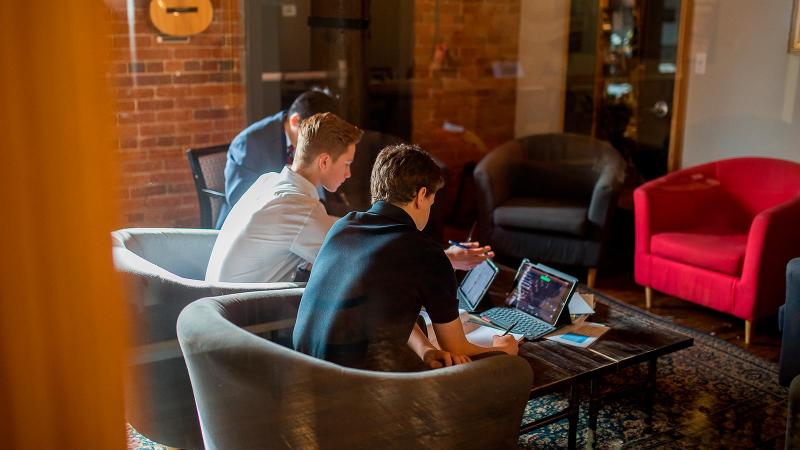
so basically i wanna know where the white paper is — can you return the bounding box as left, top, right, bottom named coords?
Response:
left=463, top=322, right=524, bottom=347
left=568, top=292, right=595, bottom=315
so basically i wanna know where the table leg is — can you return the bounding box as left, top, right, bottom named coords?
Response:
left=567, top=384, right=579, bottom=450
left=586, top=377, right=599, bottom=449
left=644, top=359, right=657, bottom=432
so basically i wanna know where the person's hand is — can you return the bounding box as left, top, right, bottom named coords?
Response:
left=422, top=348, right=472, bottom=369
left=492, top=334, right=519, bottom=356
left=445, top=241, right=495, bottom=271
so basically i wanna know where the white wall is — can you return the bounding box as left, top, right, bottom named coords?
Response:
left=514, top=0, right=571, bottom=137
left=682, top=0, right=800, bottom=166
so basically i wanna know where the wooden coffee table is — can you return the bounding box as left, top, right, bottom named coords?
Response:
left=481, top=267, right=694, bottom=449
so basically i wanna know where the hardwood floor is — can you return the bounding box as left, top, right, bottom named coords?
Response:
left=593, top=270, right=783, bottom=363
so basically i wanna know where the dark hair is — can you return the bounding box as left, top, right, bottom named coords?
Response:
left=370, top=144, right=444, bottom=205
left=295, top=112, right=363, bottom=166
left=288, top=90, right=339, bottom=120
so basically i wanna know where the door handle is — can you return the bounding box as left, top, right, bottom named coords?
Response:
left=650, top=101, right=669, bottom=118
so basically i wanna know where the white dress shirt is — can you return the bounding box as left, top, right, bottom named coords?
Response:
left=205, top=166, right=337, bottom=283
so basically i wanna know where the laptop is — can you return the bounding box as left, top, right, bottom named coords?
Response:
left=480, top=259, right=578, bottom=340
left=457, top=259, right=499, bottom=312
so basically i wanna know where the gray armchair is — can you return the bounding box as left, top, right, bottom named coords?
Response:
left=178, top=290, right=533, bottom=450
left=474, top=133, right=625, bottom=286
left=112, top=228, right=304, bottom=449
left=780, top=258, right=800, bottom=448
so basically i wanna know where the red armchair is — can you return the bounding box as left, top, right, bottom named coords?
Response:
left=634, top=157, right=800, bottom=344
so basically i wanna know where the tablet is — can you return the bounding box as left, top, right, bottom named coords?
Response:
left=457, top=259, right=499, bottom=311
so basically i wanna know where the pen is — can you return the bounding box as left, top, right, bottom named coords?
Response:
left=502, top=320, right=519, bottom=336
left=448, top=239, right=491, bottom=256
left=448, top=239, right=470, bottom=250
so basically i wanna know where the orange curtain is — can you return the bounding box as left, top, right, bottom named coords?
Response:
left=0, top=2, right=127, bottom=448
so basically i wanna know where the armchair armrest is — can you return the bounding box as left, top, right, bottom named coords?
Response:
left=740, top=196, right=800, bottom=319
left=474, top=141, right=522, bottom=228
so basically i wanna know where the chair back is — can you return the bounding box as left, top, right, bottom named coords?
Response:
left=112, top=227, right=304, bottom=449
left=712, top=157, right=800, bottom=215
left=179, top=291, right=533, bottom=450
left=514, top=133, right=621, bottom=200
left=187, top=144, right=229, bottom=228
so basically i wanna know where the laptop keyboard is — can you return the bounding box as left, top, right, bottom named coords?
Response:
left=481, top=307, right=554, bottom=340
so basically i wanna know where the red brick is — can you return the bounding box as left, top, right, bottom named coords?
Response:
left=130, top=184, right=167, bottom=197
left=156, top=109, right=193, bottom=122
left=172, top=73, right=209, bottom=84
left=114, top=86, right=155, bottom=99
left=134, top=74, right=172, bottom=85
left=146, top=62, right=164, bottom=72
left=137, top=99, right=174, bottom=110
left=155, top=85, right=192, bottom=98
left=140, top=123, right=176, bottom=136
left=117, top=111, right=156, bottom=125
left=165, top=60, right=183, bottom=72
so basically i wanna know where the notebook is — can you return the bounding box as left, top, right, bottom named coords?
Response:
left=480, top=259, right=578, bottom=340
left=456, top=259, right=499, bottom=312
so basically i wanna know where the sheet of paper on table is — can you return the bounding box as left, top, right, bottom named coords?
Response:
left=568, top=292, right=595, bottom=315
left=419, top=309, right=523, bottom=348
left=545, top=322, right=609, bottom=348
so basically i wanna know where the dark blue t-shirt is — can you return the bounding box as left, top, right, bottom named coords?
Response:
left=293, top=201, right=459, bottom=371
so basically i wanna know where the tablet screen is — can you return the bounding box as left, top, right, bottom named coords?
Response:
left=458, top=260, right=498, bottom=309
left=507, top=263, right=575, bottom=325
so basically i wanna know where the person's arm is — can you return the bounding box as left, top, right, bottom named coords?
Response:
left=433, top=318, right=518, bottom=356
left=407, top=323, right=471, bottom=368
left=445, top=241, right=495, bottom=271
left=290, top=201, right=338, bottom=264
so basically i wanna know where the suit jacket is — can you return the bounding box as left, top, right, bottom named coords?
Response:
left=217, top=110, right=288, bottom=228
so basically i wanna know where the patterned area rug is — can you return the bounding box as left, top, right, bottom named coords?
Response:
left=127, top=295, right=788, bottom=449
left=518, top=295, right=788, bottom=449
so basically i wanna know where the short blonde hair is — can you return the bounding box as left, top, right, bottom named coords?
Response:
left=294, top=112, right=363, bottom=167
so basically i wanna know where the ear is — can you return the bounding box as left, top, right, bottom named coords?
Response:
left=413, top=187, right=428, bottom=209
left=317, top=153, right=332, bottom=170
left=288, top=113, right=302, bottom=129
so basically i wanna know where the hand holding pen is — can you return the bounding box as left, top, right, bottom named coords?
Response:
left=446, top=240, right=494, bottom=271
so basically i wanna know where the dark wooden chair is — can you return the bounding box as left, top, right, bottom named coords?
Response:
left=186, top=144, right=228, bottom=228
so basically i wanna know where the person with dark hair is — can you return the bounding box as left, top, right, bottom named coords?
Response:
left=206, top=113, right=363, bottom=283
left=216, top=90, right=339, bottom=227
left=293, top=144, right=519, bottom=372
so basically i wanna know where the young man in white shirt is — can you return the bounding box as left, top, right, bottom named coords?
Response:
left=207, top=112, right=495, bottom=283
left=206, top=112, right=363, bottom=283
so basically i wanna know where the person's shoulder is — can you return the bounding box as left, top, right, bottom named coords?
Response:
left=232, top=110, right=286, bottom=142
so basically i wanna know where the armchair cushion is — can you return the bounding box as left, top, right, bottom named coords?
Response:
left=494, top=197, right=588, bottom=237
left=651, top=232, right=748, bottom=276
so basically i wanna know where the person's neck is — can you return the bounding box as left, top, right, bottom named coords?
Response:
left=393, top=201, right=424, bottom=230
left=290, top=163, right=321, bottom=188
left=283, top=118, right=297, bottom=148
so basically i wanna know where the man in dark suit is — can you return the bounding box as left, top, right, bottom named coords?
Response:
left=216, top=90, right=339, bottom=228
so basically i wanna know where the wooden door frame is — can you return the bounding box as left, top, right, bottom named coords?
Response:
left=667, top=0, right=694, bottom=172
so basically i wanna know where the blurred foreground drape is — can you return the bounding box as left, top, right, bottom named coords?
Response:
left=0, top=2, right=127, bottom=449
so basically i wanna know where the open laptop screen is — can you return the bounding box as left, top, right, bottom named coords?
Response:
left=508, top=262, right=575, bottom=325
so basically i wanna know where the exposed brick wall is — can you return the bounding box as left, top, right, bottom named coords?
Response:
left=412, top=0, right=521, bottom=189
left=109, top=0, right=245, bottom=227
